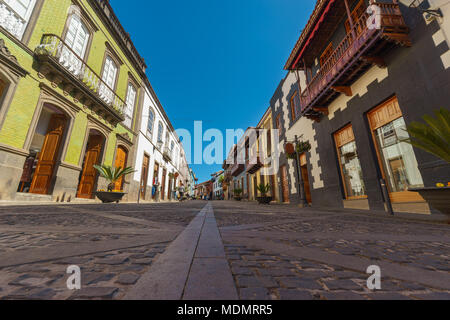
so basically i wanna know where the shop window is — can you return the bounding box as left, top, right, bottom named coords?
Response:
left=334, top=125, right=367, bottom=199
left=368, top=97, right=424, bottom=202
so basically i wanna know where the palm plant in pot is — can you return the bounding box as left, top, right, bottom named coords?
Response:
left=404, top=108, right=450, bottom=219
left=234, top=188, right=243, bottom=201
left=93, top=165, right=135, bottom=203
left=256, top=183, right=272, bottom=205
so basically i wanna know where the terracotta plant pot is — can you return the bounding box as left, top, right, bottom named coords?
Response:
left=257, top=196, right=273, bottom=205
left=410, top=187, right=450, bottom=219
left=94, top=191, right=126, bottom=204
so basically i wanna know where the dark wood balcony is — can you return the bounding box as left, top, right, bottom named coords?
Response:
left=246, top=155, right=262, bottom=174
left=231, top=163, right=245, bottom=177
left=35, top=34, right=126, bottom=125
left=299, top=2, right=410, bottom=119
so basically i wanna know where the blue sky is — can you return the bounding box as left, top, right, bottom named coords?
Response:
left=111, top=0, right=315, bottom=182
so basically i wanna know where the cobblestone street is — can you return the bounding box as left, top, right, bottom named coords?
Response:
left=0, top=201, right=449, bottom=300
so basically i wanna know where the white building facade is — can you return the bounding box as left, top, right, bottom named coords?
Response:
left=129, top=82, right=192, bottom=202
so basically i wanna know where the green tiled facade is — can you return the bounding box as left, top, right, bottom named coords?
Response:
left=0, top=0, right=145, bottom=202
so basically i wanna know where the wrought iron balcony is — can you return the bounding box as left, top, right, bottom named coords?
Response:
left=35, top=34, right=126, bottom=124
left=246, top=155, right=262, bottom=174
left=299, top=2, right=410, bottom=119
left=163, top=147, right=172, bottom=162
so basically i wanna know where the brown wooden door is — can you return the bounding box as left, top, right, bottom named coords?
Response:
left=140, top=154, right=150, bottom=199
left=301, top=165, right=312, bottom=204
left=114, top=146, right=128, bottom=191
left=77, top=135, right=103, bottom=199
left=280, top=165, right=290, bottom=203
left=161, top=168, right=167, bottom=200
left=30, top=115, right=66, bottom=195
left=168, top=178, right=173, bottom=200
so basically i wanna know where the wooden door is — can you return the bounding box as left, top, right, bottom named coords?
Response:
left=301, top=165, right=312, bottom=204
left=30, top=115, right=66, bottom=195
left=280, top=165, right=290, bottom=203
left=77, top=135, right=103, bottom=199
left=161, top=168, right=167, bottom=200
left=270, top=175, right=276, bottom=200
left=168, top=177, right=173, bottom=200
left=140, top=154, right=150, bottom=199
left=114, top=146, right=128, bottom=191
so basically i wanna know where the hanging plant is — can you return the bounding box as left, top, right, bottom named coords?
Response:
left=297, top=141, right=312, bottom=154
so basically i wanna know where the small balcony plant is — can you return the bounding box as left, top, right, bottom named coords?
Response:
left=93, top=165, right=135, bottom=203
left=404, top=108, right=450, bottom=219
left=256, top=183, right=273, bottom=205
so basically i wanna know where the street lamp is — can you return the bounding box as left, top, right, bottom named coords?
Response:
left=286, top=135, right=309, bottom=207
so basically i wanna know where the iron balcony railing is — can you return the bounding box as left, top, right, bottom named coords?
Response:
left=300, top=2, right=409, bottom=113
left=35, top=34, right=126, bottom=117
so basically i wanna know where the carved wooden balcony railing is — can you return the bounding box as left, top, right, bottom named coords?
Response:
left=246, top=155, right=262, bottom=174
left=231, top=163, right=245, bottom=177
left=300, top=2, right=410, bottom=119
left=35, top=34, right=126, bottom=125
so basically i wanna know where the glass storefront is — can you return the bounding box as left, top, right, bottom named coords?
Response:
left=335, top=125, right=367, bottom=199
left=337, top=141, right=367, bottom=198
left=373, top=117, right=424, bottom=192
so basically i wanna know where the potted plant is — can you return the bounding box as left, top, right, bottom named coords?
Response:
left=234, top=188, right=243, bottom=201
left=404, top=108, right=450, bottom=219
left=93, top=165, right=135, bottom=203
left=256, top=183, right=273, bottom=205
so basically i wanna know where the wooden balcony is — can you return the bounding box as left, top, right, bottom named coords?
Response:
left=300, top=3, right=410, bottom=119
left=35, top=34, right=126, bottom=125
left=246, top=155, right=262, bottom=174
left=231, top=163, right=245, bottom=177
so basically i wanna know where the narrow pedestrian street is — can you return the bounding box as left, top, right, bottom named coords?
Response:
left=0, top=201, right=448, bottom=300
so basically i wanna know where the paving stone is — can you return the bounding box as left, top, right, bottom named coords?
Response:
left=412, top=292, right=450, bottom=300
left=124, top=265, right=145, bottom=272
left=231, top=267, right=254, bottom=276
left=278, top=289, right=314, bottom=300
left=258, top=268, right=297, bottom=277
left=324, top=279, right=362, bottom=291
left=130, top=254, right=147, bottom=259
left=239, top=288, right=271, bottom=300
left=14, top=266, right=51, bottom=273
left=278, top=278, right=323, bottom=290
left=367, top=293, right=412, bottom=300
left=321, top=292, right=367, bottom=300
left=70, top=287, right=119, bottom=300
left=97, top=257, right=129, bottom=265
left=133, top=258, right=153, bottom=265
left=236, top=276, right=278, bottom=288
left=116, top=274, right=140, bottom=285
left=5, top=287, right=57, bottom=300
left=82, top=273, right=116, bottom=285
left=333, top=271, right=364, bottom=279
left=55, top=257, right=92, bottom=265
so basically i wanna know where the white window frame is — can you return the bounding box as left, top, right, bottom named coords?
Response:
left=0, top=0, right=37, bottom=40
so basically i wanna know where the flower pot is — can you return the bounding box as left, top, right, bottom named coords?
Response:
left=257, top=196, right=273, bottom=205
left=409, top=187, right=450, bottom=218
left=94, top=191, right=126, bottom=204
left=235, top=196, right=242, bottom=201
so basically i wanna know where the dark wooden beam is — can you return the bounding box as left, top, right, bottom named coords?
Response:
left=305, top=114, right=322, bottom=122
left=361, top=56, right=387, bottom=68
left=313, top=107, right=329, bottom=115
left=332, top=86, right=352, bottom=96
